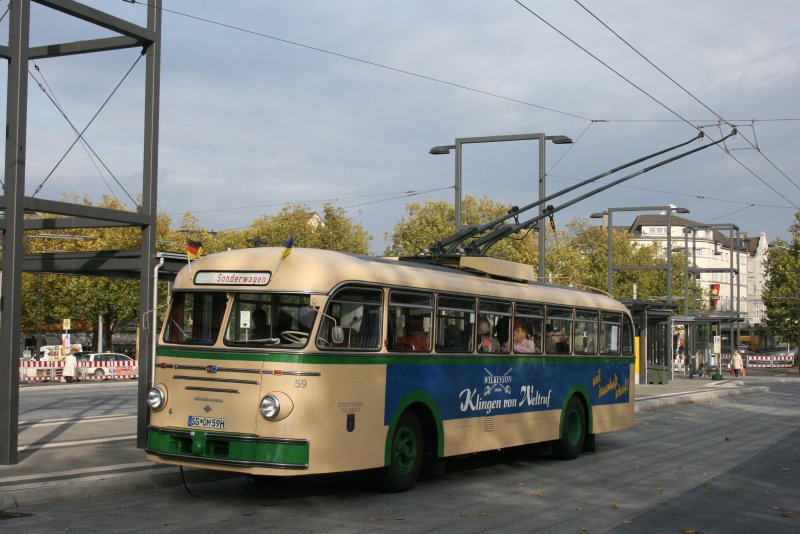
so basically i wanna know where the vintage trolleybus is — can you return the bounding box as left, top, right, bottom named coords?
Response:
left=145, top=247, right=635, bottom=491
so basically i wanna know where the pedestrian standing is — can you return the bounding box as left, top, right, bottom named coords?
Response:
left=63, top=352, right=77, bottom=383
left=731, top=349, right=744, bottom=378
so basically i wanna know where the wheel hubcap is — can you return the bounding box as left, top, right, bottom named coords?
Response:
left=393, top=426, right=417, bottom=474
left=566, top=409, right=581, bottom=445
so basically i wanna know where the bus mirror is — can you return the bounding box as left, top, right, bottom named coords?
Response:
left=331, top=326, right=344, bottom=344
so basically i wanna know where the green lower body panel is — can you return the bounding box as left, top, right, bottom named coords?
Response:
left=146, top=426, right=309, bottom=469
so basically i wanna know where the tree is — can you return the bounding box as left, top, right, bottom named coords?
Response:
left=22, top=195, right=176, bottom=352
left=762, top=212, right=800, bottom=347
left=386, top=196, right=688, bottom=303
left=19, top=196, right=371, bottom=352
left=384, top=195, right=537, bottom=263
left=240, top=203, right=371, bottom=254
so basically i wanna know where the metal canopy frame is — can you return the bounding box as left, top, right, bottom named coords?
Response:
left=595, top=205, right=685, bottom=385
left=680, top=223, right=743, bottom=377
left=0, top=0, right=162, bottom=464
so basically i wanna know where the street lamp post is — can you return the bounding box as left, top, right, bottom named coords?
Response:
left=589, top=205, right=689, bottom=303
left=683, top=223, right=742, bottom=380
left=590, top=205, right=689, bottom=385
left=430, top=133, right=571, bottom=280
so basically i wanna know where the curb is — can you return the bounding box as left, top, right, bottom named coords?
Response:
left=2, top=383, right=781, bottom=510
left=635, top=385, right=769, bottom=412
left=0, top=464, right=232, bottom=510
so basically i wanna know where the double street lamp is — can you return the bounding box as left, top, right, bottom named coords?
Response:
left=589, top=205, right=689, bottom=303
left=430, top=133, right=572, bottom=280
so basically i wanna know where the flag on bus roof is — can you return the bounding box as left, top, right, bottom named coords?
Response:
left=186, top=238, right=203, bottom=260
left=281, top=236, right=294, bottom=259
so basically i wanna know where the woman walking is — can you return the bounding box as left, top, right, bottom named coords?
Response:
left=731, top=349, right=744, bottom=377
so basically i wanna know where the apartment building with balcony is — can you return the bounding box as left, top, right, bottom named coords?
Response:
left=624, top=213, right=767, bottom=348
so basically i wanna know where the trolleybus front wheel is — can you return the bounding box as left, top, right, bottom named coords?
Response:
left=553, top=396, right=586, bottom=460
left=378, top=411, right=423, bottom=492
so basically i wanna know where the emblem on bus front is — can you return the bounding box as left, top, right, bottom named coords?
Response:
left=206, top=365, right=218, bottom=373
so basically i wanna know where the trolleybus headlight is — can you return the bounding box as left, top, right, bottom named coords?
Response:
left=260, top=394, right=281, bottom=420
left=147, top=385, right=167, bottom=411
left=259, top=392, right=293, bottom=421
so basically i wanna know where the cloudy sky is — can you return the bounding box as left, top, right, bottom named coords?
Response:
left=5, top=1, right=799, bottom=253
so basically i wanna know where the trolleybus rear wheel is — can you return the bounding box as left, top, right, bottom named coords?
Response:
left=553, top=396, right=586, bottom=460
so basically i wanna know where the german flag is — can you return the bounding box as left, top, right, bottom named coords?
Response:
left=186, top=238, right=203, bottom=260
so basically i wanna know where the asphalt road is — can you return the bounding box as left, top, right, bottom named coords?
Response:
left=19, top=381, right=137, bottom=423
left=5, top=380, right=799, bottom=533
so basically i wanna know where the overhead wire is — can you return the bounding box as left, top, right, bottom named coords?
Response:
left=30, top=51, right=145, bottom=206
left=547, top=121, right=593, bottom=173
left=117, top=0, right=799, bottom=230
left=548, top=172, right=793, bottom=210
left=203, top=185, right=455, bottom=233
left=572, top=0, right=800, bottom=194
left=513, top=0, right=800, bottom=210
left=704, top=204, right=757, bottom=223
left=30, top=62, right=121, bottom=203
left=125, top=0, right=591, bottom=122
left=121, top=2, right=800, bottom=126
left=170, top=186, right=453, bottom=217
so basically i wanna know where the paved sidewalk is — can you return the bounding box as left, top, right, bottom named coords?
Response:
left=0, top=375, right=789, bottom=510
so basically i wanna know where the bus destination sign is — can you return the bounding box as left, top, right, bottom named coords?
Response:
left=194, top=271, right=271, bottom=286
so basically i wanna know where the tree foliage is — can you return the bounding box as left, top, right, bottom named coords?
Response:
left=385, top=196, right=690, bottom=303
left=762, top=212, right=800, bottom=345
left=20, top=197, right=371, bottom=352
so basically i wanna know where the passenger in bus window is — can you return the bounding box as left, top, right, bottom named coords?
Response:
left=507, top=321, right=536, bottom=354
left=442, top=324, right=466, bottom=351
left=495, top=316, right=510, bottom=352
left=477, top=319, right=500, bottom=353
left=251, top=309, right=269, bottom=339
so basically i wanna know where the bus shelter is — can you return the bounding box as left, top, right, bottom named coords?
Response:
left=621, top=300, right=678, bottom=385
left=672, top=314, right=742, bottom=379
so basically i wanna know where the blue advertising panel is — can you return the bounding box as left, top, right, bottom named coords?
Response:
left=385, top=360, right=630, bottom=424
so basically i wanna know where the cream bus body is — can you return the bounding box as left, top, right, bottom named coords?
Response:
left=145, top=247, right=635, bottom=490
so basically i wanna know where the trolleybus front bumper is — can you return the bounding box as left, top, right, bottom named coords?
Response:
left=146, top=426, right=309, bottom=470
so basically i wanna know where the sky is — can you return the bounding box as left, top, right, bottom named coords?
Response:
left=4, top=0, right=799, bottom=254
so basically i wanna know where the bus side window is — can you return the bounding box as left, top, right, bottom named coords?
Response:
left=600, top=312, right=622, bottom=355
left=478, top=300, right=511, bottom=354
left=575, top=310, right=598, bottom=355
left=388, top=291, right=433, bottom=352
left=621, top=316, right=634, bottom=356
left=435, top=295, right=475, bottom=353
left=316, top=286, right=383, bottom=351
left=546, top=307, right=573, bottom=355
left=513, top=303, right=543, bottom=354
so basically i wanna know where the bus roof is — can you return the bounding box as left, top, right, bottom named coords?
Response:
left=173, top=247, right=629, bottom=313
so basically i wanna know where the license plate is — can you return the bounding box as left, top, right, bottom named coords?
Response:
left=187, top=416, right=225, bottom=429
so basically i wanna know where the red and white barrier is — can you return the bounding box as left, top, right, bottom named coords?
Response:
left=672, top=352, right=797, bottom=373
left=18, top=360, right=138, bottom=381
left=746, top=354, right=795, bottom=368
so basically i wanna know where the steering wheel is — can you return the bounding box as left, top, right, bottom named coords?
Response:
left=317, top=337, right=330, bottom=348
left=281, top=330, right=309, bottom=344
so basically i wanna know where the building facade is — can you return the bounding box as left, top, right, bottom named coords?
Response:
left=625, top=214, right=767, bottom=349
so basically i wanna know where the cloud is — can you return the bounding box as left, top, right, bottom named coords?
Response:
left=3, top=0, right=798, bottom=252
